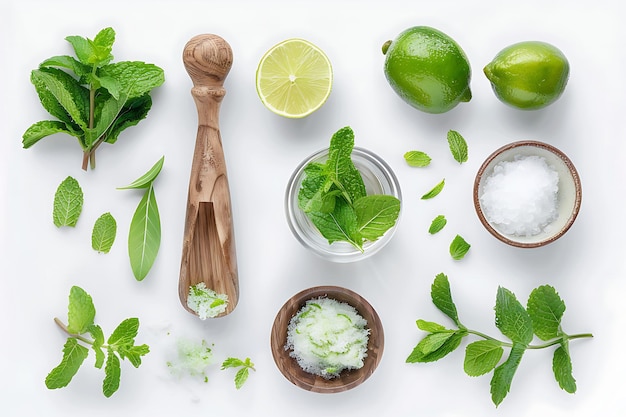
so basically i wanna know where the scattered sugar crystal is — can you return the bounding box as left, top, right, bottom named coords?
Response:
left=480, top=155, right=559, bottom=237
left=187, top=282, right=228, bottom=320
left=285, top=297, right=370, bottom=379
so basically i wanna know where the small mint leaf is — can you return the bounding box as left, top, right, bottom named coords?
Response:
left=92, top=212, right=117, bottom=253
left=428, top=215, right=447, bottom=234
left=416, top=319, right=447, bottom=333
left=404, top=150, right=432, bottom=167
left=527, top=285, right=566, bottom=341
left=45, top=338, right=89, bottom=389
left=553, top=343, right=577, bottom=393
left=117, top=156, right=165, bottom=190
left=421, top=179, right=445, bottom=200
left=495, top=287, right=533, bottom=345
left=464, top=340, right=504, bottom=377
left=449, top=234, right=471, bottom=260
left=431, top=273, right=460, bottom=326
left=53, top=176, right=84, bottom=228
left=354, top=195, right=400, bottom=241
left=234, top=367, right=250, bottom=389
left=103, top=350, right=121, bottom=398
left=447, top=130, right=468, bottom=163
left=490, top=343, right=526, bottom=406
left=67, top=286, right=95, bottom=334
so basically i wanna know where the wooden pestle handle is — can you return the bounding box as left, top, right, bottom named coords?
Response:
left=179, top=34, right=238, bottom=318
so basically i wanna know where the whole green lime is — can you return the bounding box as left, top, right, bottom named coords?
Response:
left=382, top=26, right=472, bottom=114
left=483, top=41, right=569, bottom=110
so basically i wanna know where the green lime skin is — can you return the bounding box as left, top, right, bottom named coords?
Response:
left=484, top=41, right=570, bottom=110
left=382, top=26, right=472, bottom=114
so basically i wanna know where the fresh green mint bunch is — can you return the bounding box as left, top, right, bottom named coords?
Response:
left=22, top=27, right=165, bottom=170
left=46, top=286, right=149, bottom=397
left=407, top=273, right=592, bottom=406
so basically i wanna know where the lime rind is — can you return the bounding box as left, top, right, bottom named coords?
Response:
left=256, top=38, right=333, bottom=118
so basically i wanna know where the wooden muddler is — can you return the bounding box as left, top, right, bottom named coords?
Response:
left=179, top=34, right=238, bottom=317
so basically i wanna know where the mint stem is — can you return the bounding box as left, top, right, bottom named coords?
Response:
left=466, top=329, right=593, bottom=349
left=54, top=317, right=94, bottom=346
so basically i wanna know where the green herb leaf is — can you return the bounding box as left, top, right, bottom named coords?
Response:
left=306, top=198, right=362, bottom=251
left=234, top=368, right=250, bottom=390
left=495, top=287, right=533, bottom=345
left=67, top=286, right=95, bottom=334
left=354, top=195, right=401, bottom=241
left=92, top=212, right=117, bottom=253
left=104, top=95, right=153, bottom=144
left=325, top=126, right=366, bottom=203
left=527, top=285, right=566, bottom=341
left=128, top=184, right=161, bottom=281
left=553, top=343, right=577, bottom=393
left=89, top=324, right=106, bottom=369
left=431, top=273, right=461, bottom=326
left=421, top=178, right=445, bottom=199
left=449, top=234, right=471, bottom=260
left=103, top=350, right=121, bottom=398
left=428, top=214, right=447, bottom=234
left=22, top=120, right=79, bottom=149
left=45, top=338, right=89, bottom=389
left=100, top=61, right=165, bottom=99
left=404, top=150, right=432, bottom=167
left=53, top=176, right=84, bottom=228
left=464, top=340, right=504, bottom=377
left=490, top=343, right=526, bottom=406
left=447, top=130, right=468, bottom=163
left=40, top=55, right=91, bottom=78
left=416, top=319, right=448, bottom=333
left=124, top=344, right=150, bottom=368
left=107, top=318, right=139, bottom=350
left=221, top=357, right=255, bottom=389
left=406, top=330, right=466, bottom=363
left=117, top=156, right=164, bottom=189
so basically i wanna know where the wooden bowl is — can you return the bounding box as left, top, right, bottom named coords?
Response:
left=270, top=286, right=384, bottom=393
left=473, top=140, right=582, bottom=248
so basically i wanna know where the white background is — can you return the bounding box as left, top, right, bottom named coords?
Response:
left=1, top=1, right=624, bottom=416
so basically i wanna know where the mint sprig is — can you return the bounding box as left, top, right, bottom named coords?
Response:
left=406, top=273, right=592, bottom=407
left=22, top=27, right=164, bottom=170
left=298, top=126, right=400, bottom=252
left=46, top=286, right=149, bottom=397
left=221, top=357, right=256, bottom=389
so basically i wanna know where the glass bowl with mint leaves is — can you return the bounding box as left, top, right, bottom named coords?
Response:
left=285, top=126, right=402, bottom=262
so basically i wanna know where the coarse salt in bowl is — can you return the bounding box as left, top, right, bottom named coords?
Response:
left=473, top=140, right=582, bottom=248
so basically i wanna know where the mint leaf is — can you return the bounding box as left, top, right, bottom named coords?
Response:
left=103, top=350, right=121, bottom=398
left=53, top=176, right=84, bottom=228
left=89, top=324, right=106, bottom=369
left=495, top=287, right=533, bottom=345
left=40, top=55, right=91, bottom=78
left=428, top=214, right=447, bottom=234
left=325, top=126, right=366, bottom=203
left=84, top=92, right=128, bottom=148
left=65, top=34, right=94, bottom=66
left=104, top=94, right=153, bottom=144
left=449, top=234, right=471, bottom=260
left=527, top=285, right=566, bottom=341
left=431, top=273, right=460, bottom=326
left=45, top=338, right=89, bottom=389
left=91, top=27, right=115, bottom=66
left=221, top=357, right=255, bottom=389
left=92, top=212, right=117, bottom=254
left=406, top=330, right=466, bottom=363
left=416, top=319, right=447, bottom=333
left=107, top=318, right=139, bottom=350
left=117, top=156, right=165, bottom=189
left=490, top=343, right=526, bottom=406
left=234, top=368, right=250, bottom=390
left=404, top=150, right=432, bottom=167
left=127, top=184, right=161, bottom=281
left=100, top=61, right=165, bottom=100
left=22, top=120, right=78, bottom=148
left=306, top=198, right=362, bottom=250
left=464, top=340, right=504, bottom=377
left=354, top=194, right=400, bottom=241
left=124, top=344, right=150, bottom=368
left=447, top=130, right=468, bottom=163
left=67, top=286, right=95, bottom=334
left=421, top=178, right=445, bottom=199
left=553, top=343, right=576, bottom=393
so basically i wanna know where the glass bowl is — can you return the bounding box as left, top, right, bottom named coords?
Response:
left=270, top=285, right=384, bottom=393
left=285, top=147, right=402, bottom=262
left=473, top=140, right=582, bottom=248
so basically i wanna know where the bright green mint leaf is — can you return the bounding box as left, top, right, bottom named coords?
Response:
left=45, top=338, right=89, bottom=389
left=22, top=120, right=78, bottom=148
left=406, top=330, right=466, bottom=363
left=103, top=350, right=121, bottom=397
left=325, top=126, right=366, bottom=203
left=105, top=95, right=153, bottom=144
left=31, top=68, right=89, bottom=131
left=53, top=176, right=84, bottom=227
left=107, top=318, right=139, bottom=349
left=91, top=27, right=115, bottom=66
left=416, top=319, right=448, bottom=333
left=527, top=285, right=566, bottom=341
left=449, top=234, right=471, bottom=260
left=404, top=150, right=431, bottom=167
left=40, top=55, right=91, bottom=78
left=431, top=273, right=460, bottom=326
left=221, top=357, right=255, bottom=389
left=124, top=344, right=150, bottom=368
left=100, top=61, right=165, bottom=99
left=421, top=178, right=445, bottom=200
left=354, top=195, right=400, bottom=241
left=117, top=156, right=165, bottom=189
left=92, top=212, right=117, bottom=254
left=67, top=286, right=95, bottom=334
left=234, top=368, right=250, bottom=389
left=84, top=91, right=128, bottom=148
left=127, top=184, right=161, bottom=281
left=553, top=343, right=577, bottom=393
left=447, top=130, right=468, bottom=163
left=65, top=34, right=93, bottom=66
left=89, top=324, right=106, bottom=369
left=490, top=343, right=526, bottom=406
left=306, top=198, right=362, bottom=251
left=428, top=215, right=447, bottom=234
left=495, top=287, right=533, bottom=345
left=464, top=340, right=504, bottom=377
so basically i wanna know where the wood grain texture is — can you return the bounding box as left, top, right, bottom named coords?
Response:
left=179, top=34, right=238, bottom=318
left=270, top=286, right=384, bottom=393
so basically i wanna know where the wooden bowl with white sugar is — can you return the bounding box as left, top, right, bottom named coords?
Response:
left=473, top=140, right=582, bottom=248
left=270, top=286, right=384, bottom=393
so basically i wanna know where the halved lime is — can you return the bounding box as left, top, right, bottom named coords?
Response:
left=256, top=38, right=333, bottom=118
